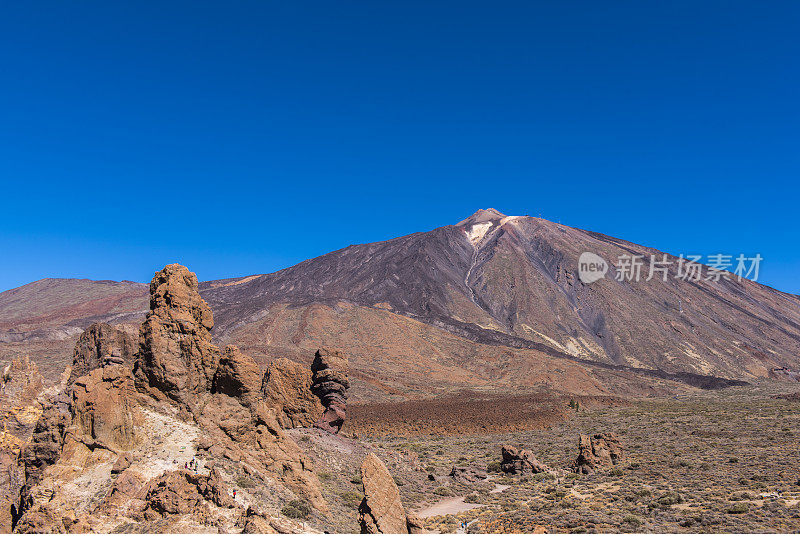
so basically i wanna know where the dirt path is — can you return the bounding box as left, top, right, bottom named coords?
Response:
left=417, top=496, right=483, bottom=519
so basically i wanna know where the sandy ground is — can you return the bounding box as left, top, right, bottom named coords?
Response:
left=133, top=407, right=202, bottom=479
left=417, top=496, right=483, bottom=519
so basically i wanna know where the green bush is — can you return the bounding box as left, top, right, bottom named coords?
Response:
left=281, top=499, right=311, bottom=519
left=339, top=491, right=363, bottom=508
left=433, top=486, right=453, bottom=496
left=727, top=503, right=749, bottom=514
left=622, top=514, right=643, bottom=527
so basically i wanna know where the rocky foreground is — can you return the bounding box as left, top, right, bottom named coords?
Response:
left=0, top=264, right=428, bottom=533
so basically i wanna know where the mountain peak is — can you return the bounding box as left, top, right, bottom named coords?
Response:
left=456, top=208, right=508, bottom=227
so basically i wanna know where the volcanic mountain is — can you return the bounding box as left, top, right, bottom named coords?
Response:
left=2, top=209, right=799, bottom=399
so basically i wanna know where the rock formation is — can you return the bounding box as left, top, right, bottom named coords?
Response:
left=135, top=263, right=220, bottom=407
left=0, top=355, right=45, bottom=533
left=69, top=322, right=136, bottom=385
left=141, top=467, right=235, bottom=520
left=359, top=453, right=427, bottom=534
left=450, top=464, right=488, bottom=485
left=13, top=263, right=331, bottom=531
left=69, top=362, right=141, bottom=450
left=135, top=264, right=327, bottom=511
left=572, top=433, right=623, bottom=474
left=311, top=348, right=349, bottom=434
left=500, top=445, right=547, bottom=475
left=262, top=357, right=324, bottom=429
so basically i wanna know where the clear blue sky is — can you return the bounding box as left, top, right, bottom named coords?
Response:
left=1, top=2, right=798, bottom=294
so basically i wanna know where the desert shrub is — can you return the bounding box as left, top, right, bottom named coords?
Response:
left=281, top=499, right=311, bottom=519
left=433, top=486, right=454, bottom=496
left=655, top=492, right=682, bottom=507
left=318, top=471, right=333, bottom=482
left=486, top=461, right=502, bottom=473
left=339, top=491, right=363, bottom=508
left=727, top=502, right=749, bottom=514
left=350, top=473, right=362, bottom=485
left=393, top=475, right=405, bottom=486
left=622, top=515, right=643, bottom=527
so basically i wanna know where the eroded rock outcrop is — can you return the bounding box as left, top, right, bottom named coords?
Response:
left=359, top=453, right=427, bottom=534
left=450, top=464, right=488, bottom=485
left=137, top=264, right=328, bottom=512
left=572, top=433, right=623, bottom=474
left=69, top=322, right=136, bottom=385
left=262, top=357, right=324, bottom=429
left=0, top=355, right=44, bottom=533
left=135, top=264, right=220, bottom=407
left=311, top=348, right=349, bottom=434
left=500, top=445, right=547, bottom=475
left=141, top=467, right=234, bottom=520
left=18, top=394, right=70, bottom=500
left=14, top=263, right=337, bottom=531
left=69, top=363, right=141, bottom=450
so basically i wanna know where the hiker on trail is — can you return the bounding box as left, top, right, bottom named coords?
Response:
left=184, top=462, right=188, bottom=469
left=232, top=489, right=237, bottom=499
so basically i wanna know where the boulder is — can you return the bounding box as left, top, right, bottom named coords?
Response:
left=573, top=433, right=623, bottom=474
left=359, top=453, right=407, bottom=534
left=141, top=467, right=234, bottom=520
left=311, top=348, right=349, bottom=434
left=358, top=454, right=429, bottom=534
left=69, top=323, right=136, bottom=385
left=261, top=357, right=324, bottom=429
left=450, top=465, right=488, bottom=485
left=500, top=446, right=547, bottom=475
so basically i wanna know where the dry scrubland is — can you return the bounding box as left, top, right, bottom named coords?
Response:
left=306, top=384, right=800, bottom=533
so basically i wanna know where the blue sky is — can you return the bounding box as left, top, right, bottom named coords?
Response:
left=1, top=1, right=798, bottom=294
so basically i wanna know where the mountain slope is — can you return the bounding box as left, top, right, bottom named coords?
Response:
left=2, top=210, right=799, bottom=392
left=199, top=209, right=800, bottom=380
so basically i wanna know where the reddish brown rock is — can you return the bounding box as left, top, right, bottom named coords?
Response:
left=19, top=394, right=70, bottom=496
left=500, top=445, right=547, bottom=475
left=573, top=433, right=623, bottom=474
left=311, top=348, right=349, bottom=434
left=450, top=464, right=488, bottom=485
left=141, top=468, right=234, bottom=520
left=261, top=357, right=324, bottom=429
left=359, top=453, right=407, bottom=534
left=135, top=264, right=220, bottom=406
left=70, top=363, right=140, bottom=450
left=69, top=322, right=136, bottom=385
left=111, top=451, right=133, bottom=474
left=213, top=345, right=262, bottom=406
left=133, top=265, right=328, bottom=511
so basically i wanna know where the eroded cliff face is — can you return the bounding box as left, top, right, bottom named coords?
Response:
left=13, top=264, right=336, bottom=532
left=0, top=355, right=45, bottom=534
